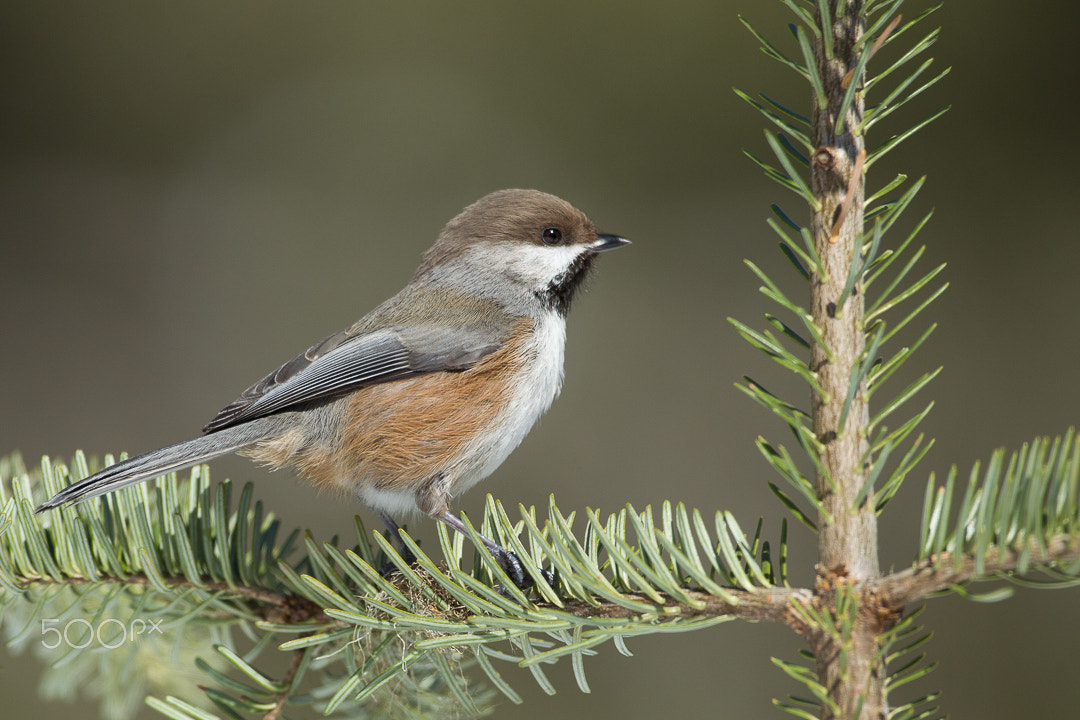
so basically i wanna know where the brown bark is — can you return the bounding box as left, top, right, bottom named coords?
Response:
left=808, top=3, right=885, bottom=718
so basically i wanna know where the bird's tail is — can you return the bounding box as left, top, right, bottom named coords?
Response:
left=35, top=419, right=280, bottom=513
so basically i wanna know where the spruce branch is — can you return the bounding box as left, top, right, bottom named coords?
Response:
left=12, top=427, right=1075, bottom=719
left=735, top=2, right=1080, bottom=718
left=735, top=1, right=950, bottom=717
left=879, top=534, right=1080, bottom=607
left=2, top=452, right=808, bottom=718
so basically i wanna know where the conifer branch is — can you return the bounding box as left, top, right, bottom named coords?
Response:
left=2, top=454, right=804, bottom=718
left=14, top=571, right=327, bottom=624
left=877, top=534, right=1080, bottom=608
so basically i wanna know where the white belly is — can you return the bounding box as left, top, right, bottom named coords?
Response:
left=454, top=311, right=566, bottom=493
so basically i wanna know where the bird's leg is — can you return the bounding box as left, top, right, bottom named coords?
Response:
left=435, top=509, right=554, bottom=590
left=414, top=473, right=553, bottom=590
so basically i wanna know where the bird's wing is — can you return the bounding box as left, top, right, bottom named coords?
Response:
left=202, top=322, right=507, bottom=433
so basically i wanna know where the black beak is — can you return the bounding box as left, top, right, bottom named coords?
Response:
left=590, top=233, right=631, bottom=253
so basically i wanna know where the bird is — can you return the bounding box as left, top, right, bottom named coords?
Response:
left=36, top=188, right=629, bottom=588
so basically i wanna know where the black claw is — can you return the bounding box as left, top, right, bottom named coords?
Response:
left=492, top=547, right=527, bottom=588
left=490, top=547, right=554, bottom=592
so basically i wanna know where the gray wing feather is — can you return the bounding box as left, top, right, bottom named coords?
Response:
left=202, top=324, right=504, bottom=433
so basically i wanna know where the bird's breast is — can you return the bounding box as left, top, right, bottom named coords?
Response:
left=316, top=312, right=565, bottom=503
left=462, top=310, right=567, bottom=484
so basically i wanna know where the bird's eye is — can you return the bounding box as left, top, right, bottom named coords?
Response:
left=541, top=227, right=563, bottom=245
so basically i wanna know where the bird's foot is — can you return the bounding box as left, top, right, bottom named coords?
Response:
left=489, top=546, right=556, bottom=591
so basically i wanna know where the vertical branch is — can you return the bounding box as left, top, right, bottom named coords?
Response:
left=808, top=2, right=886, bottom=719
left=811, top=0, right=876, bottom=581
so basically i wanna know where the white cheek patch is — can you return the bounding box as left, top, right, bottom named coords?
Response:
left=494, top=244, right=587, bottom=289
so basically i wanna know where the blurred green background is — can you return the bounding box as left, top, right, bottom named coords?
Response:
left=2, top=1, right=1079, bottom=718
